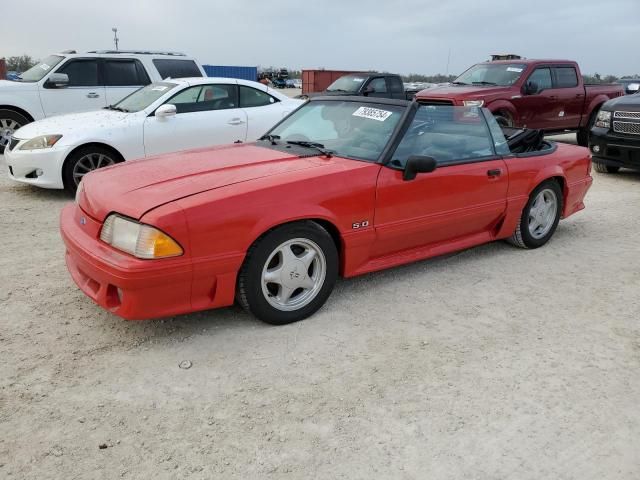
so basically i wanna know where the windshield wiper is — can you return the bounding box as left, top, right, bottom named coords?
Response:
left=327, top=88, right=348, bottom=92
left=104, top=105, right=129, bottom=112
left=286, top=140, right=333, bottom=158
left=451, top=81, right=468, bottom=85
left=472, top=81, right=497, bottom=86
left=259, top=134, right=280, bottom=145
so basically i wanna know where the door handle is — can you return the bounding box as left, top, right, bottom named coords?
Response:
left=86, top=92, right=100, bottom=99
left=549, top=95, right=558, bottom=100
left=487, top=168, right=502, bottom=177
left=227, top=118, right=245, bottom=125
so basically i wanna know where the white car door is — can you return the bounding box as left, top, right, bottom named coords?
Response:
left=143, top=83, right=247, bottom=157
left=103, top=58, right=151, bottom=106
left=239, top=85, right=297, bottom=140
left=39, top=58, right=106, bottom=116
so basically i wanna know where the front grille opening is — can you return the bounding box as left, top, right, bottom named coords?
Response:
left=417, top=99, right=455, bottom=106
left=8, top=137, right=20, bottom=151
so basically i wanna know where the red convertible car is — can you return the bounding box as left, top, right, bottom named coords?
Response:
left=61, top=97, right=592, bottom=324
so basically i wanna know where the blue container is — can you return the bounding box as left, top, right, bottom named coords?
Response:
left=203, top=65, right=258, bottom=82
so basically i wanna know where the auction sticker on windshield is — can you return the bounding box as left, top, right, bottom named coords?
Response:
left=352, top=106, right=393, bottom=122
left=506, top=67, right=523, bottom=73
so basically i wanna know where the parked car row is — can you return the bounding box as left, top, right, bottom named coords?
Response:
left=6, top=48, right=632, bottom=326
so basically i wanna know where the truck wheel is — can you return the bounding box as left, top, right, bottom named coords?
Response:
left=0, top=109, right=30, bottom=154
left=236, top=221, right=338, bottom=325
left=593, top=161, right=619, bottom=174
left=62, top=145, right=122, bottom=195
left=494, top=113, right=513, bottom=128
left=508, top=180, right=563, bottom=249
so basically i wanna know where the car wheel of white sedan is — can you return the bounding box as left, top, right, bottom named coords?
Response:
left=508, top=179, right=563, bottom=249
left=62, top=146, right=122, bottom=195
left=237, top=221, right=339, bottom=325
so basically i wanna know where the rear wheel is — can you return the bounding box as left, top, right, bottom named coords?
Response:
left=62, top=145, right=122, bottom=195
left=237, top=221, right=339, bottom=325
left=0, top=109, right=30, bottom=154
left=593, top=161, right=619, bottom=174
left=508, top=180, right=563, bottom=249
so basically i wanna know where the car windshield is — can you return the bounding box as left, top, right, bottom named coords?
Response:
left=266, top=100, right=406, bottom=162
left=18, top=55, right=65, bottom=82
left=326, top=75, right=367, bottom=93
left=114, top=82, right=178, bottom=112
left=454, top=63, right=527, bottom=86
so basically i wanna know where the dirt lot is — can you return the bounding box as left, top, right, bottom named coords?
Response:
left=1, top=138, right=639, bottom=479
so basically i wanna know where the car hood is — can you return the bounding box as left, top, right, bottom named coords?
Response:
left=602, top=93, right=640, bottom=112
left=13, top=109, right=132, bottom=139
left=416, top=84, right=513, bottom=100
left=79, top=143, right=331, bottom=221
left=0, top=79, right=38, bottom=92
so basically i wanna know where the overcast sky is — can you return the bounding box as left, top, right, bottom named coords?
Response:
left=3, top=0, right=638, bottom=76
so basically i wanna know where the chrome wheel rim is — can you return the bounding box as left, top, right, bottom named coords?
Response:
left=72, top=153, right=116, bottom=186
left=0, top=118, right=21, bottom=148
left=528, top=188, right=558, bottom=239
left=261, top=238, right=327, bottom=312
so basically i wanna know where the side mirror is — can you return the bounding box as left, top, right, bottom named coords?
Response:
left=362, top=85, right=374, bottom=96
left=626, top=83, right=640, bottom=94
left=155, top=104, right=177, bottom=118
left=403, top=155, right=437, bottom=181
left=45, top=73, right=69, bottom=88
left=524, top=80, right=539, bottom=95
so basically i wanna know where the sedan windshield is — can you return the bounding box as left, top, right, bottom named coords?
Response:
left=114, top=82, right=178, bottom=112
left=18, top=55, right=65, bottom=82
left=266, top=100, right=405, bottom=162
left=454, top=63, right=527, bottom=86
left=326, top=75, right=367, bottom=93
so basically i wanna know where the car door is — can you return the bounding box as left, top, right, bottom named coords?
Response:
left=386, top=76, right=406, bottom=99
left=103, top=58, right=151, bottom=106
left=551, top=66, right=584, bottom=129
left=511, top=66, right=555, bottom=129
left=373, top=105, right=508, bottom=257
left=143, top=83, right=247, bottom=157
left=239, top=85, right=293, bottom=140
left=39, top=58, right=106, bottom=116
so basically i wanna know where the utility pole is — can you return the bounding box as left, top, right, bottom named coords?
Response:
left=445, top=48, right=451, bottom=76
left=112, top=28, right=119, bottom=51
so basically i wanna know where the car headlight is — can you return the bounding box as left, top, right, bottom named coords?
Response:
left=100, top=214, right=183, bottom=259
left=595, top=110, right=611, bottom=129
left=19, top=135, right=63, bottom=150
left=463, top=100, right=485, bottom=107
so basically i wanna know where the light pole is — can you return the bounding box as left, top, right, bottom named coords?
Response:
left=112, top=28, right=119, bottom=51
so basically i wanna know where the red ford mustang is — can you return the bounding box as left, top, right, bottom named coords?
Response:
left=61, top=97, right=592, bottom=324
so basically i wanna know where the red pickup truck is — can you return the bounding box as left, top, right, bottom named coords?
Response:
left=416, top=59, right=624, bottom=146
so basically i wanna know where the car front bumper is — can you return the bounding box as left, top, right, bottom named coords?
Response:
left=5, top=140, right=69, bottom=189
left=60, top=203, right=242, bottom=320
left=589, top=127, right=640, bottom=171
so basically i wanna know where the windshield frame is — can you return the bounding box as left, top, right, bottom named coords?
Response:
left=454, top=62, right=528, bottom=87
left=18, top=55, right=66, bottom=82
left=262, top=96, right=415, bottom=164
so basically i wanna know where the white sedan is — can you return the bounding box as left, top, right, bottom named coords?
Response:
left=5, top=77, right=303, bottom=193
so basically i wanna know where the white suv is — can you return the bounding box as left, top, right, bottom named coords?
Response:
left=0, top=49, right=205, bottom=153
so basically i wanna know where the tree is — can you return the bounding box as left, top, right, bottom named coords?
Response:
left=5, top=55, right=37, bottom=72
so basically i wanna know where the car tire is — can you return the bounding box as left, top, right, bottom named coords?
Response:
left=237, top=221, right=339, bottom=325
left=593, top=161, right=619, bottom=174
left=62, top=145, right=122, bottom=195
left=508, top=179, right=563, bottom=249
left=494, top=112, right=514, bottom=128
left=0, top=109, right=30, bottom=154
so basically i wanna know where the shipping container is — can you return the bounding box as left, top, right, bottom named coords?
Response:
left=301, top=69, right=364, bottom=94
left=203, top=65, right=258, bottom=82
left=0, top=59, right=6, bottom=80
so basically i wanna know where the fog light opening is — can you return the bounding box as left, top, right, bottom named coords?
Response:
left=36, top=168, right=44, bottom=177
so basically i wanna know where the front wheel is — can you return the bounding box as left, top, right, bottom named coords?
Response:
left=237, top=221, right=339, bottom=325
left=593, top=161, right=619, bottom=174
left=62, top=146, right=121, bottom=195
left=508, top=180, right=563, bottom=249
left=0, top=109, right=30, bottom=154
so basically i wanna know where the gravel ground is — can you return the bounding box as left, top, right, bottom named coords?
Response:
left=1, top=134, right=639, bottom=479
